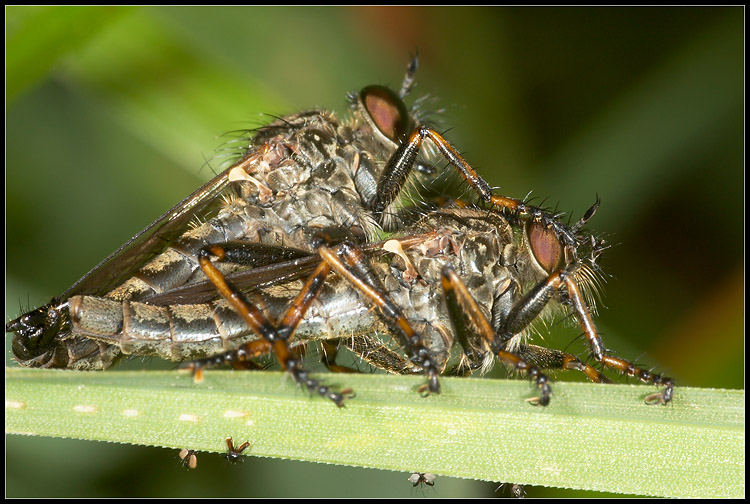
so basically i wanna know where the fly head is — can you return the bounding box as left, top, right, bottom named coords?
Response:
left=7, top=299, right=122, bottom=370
left=7, top=300, right=64, bottom=367
left=521, top=198, right=607, bottom=314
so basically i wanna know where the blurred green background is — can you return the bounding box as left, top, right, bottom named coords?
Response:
left=5, top=6, right=743, bottom=498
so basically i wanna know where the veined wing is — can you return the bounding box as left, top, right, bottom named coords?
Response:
left=60, top=161, right=242, bottom=300
left=142, top=231, right=441, bottom=306
left=145, top=249, right=321, bottom=306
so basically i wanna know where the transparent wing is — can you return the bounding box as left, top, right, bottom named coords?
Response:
left=60, top=165, right=236, bottom=299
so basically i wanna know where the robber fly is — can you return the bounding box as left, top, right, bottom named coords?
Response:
left=6, top=56, right=674, bottom=407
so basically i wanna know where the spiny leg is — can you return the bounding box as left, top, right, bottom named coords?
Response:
left=320, top=336, right=423, bottom=376
left=194, top=244, right=353, bottom=406
left=445, top=319, right=611, bottom=385
left=515, top=344, right=613, bottom=384
left=319, top=340, right=362, bottom=374
left=561, top=274, right=673, bottom=404
left=320, top=334, right=425, bottom=376
left=369, top=120, right=588, bottom=252
left=188, top=235, right=439, bottom=399
left=318, top=242, right=442, bottom=395
left=189, top=339, right=273, bottom=382
left=343, top=332, right=424, bottom=376
left=490, top=265, right=673, bottom=405
left=441, top=265, right=552, bottom=406
left=372, top=125, right=493, bottom=219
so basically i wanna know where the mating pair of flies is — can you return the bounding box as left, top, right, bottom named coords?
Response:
left=7, top=56, right=674, bottom=410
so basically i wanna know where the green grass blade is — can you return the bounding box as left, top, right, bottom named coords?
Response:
left=5, top=367, right=744, bottom=498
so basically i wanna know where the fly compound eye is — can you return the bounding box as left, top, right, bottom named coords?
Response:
left=360, top=85, right=410, bottom=143
left=526, top=221, right=564, bottom=274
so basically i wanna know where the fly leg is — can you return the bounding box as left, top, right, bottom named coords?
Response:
left=317, top=242, right=443, bottom=396
left=343, top=333, right=424, bottom=375
left=319, top=340, right=362, bottom=374
left=440, top=265, right=553, bottom=405
left=371, top=114, right=588, bottom=253
left=372, top=125, right=493, bottom=221
left=313, top=230, right=422, bottom=375
left=320, top=337, right=423, bottom=375
left=370, top=123, right=573, bottom=245
left=466, top=263, right=673, bottom=405
left=560, top=272, right=674, bottom=405
left=188, top=339, right=272, bottom=379
left=191, top=243, right=354, bottom=407
left=515, top=344, right=613, bottom=384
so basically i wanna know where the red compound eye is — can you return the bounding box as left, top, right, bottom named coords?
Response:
left=361, top=85, right=410, bottom=142
left=527, top=221, right=564, bottom=274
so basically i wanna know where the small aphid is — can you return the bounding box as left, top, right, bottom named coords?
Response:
left=178, top=448, right=198, bottom=470
left=495, top=483, right=526, bottom=498
left=408, top=472, right=436, bottom=488
left=225, top=436, right=251, bottom=464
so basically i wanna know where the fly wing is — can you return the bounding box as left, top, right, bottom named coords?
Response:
left=60, top=165, right=236, bottom=299
left=144, top=234, right=434, bottom=306
left=145, top=253, right=322, bottom=306
left=7, top=154, right=262, bottom=370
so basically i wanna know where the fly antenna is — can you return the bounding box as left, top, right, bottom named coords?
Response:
left=400, top=50, right=419, bottom=99
left=572, top=194, right=601, bottom=232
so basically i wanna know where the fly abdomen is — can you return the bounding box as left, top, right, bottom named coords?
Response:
left=68, top=296, right=258, bottom=361
left=106, top=200, right=254, bottom=302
